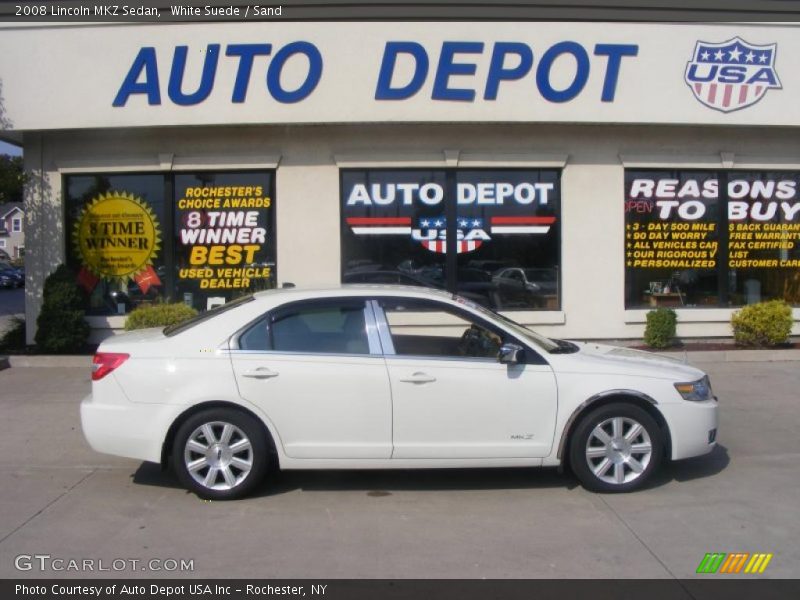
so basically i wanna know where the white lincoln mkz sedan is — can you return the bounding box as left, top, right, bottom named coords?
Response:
left=81, top=286, right=718, bottom=499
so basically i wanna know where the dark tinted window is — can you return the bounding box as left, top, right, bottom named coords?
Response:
left=239, top=300, right=371, bottom=355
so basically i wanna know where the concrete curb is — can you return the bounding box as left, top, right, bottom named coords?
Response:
left=7, top=355, right=92, bottom=368
left=655, top=349, right=800, bottom=363
left=1, top=350, right=800, bottom=368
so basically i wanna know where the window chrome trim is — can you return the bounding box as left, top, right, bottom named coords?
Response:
left=370, top=299, right=396, bottom=355
left=364, top=301, right=383, bottom=355
left=225, top=349, right=385, bottom=360
left=383, top=354, right=500, bottom=364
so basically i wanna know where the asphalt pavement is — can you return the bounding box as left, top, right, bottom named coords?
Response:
left=0, top=361, right=797, bottom=579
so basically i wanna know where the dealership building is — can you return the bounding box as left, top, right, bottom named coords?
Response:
left=0, top=20, right=799, bottom=343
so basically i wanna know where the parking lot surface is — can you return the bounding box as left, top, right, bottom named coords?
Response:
left=0, top=360, right=797, bottom=579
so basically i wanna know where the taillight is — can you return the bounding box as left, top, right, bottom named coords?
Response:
left=92, top=352, right=130, bottom=381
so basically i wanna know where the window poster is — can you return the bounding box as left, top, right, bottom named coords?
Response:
left=66, top=174, right=167, bottom=316
left=341, top=169, right=561, bottom=310
left=625, top=170, right=800, bottom=308
left=174, top=172, right=276, bottom=311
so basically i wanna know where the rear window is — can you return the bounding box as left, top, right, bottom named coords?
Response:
left=163, top=294, right=255, bottom=337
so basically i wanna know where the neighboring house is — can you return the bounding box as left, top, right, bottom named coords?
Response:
left=0, top=202, right=24, bottom=260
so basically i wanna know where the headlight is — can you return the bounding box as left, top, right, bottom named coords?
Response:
left=674, top=375, right=714, bottom=401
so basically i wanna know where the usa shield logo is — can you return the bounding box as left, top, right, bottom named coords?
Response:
left=685, top=37, right=781, bottom=113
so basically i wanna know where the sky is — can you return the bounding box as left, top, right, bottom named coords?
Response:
left=0, top=141, right=22, bottom=156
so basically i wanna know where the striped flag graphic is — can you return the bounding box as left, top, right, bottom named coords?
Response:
left=696, top=552, right=773, bottom=574
left=346, top=216, right=412, bottom=235
left=490, top=216, right=556, bottom=234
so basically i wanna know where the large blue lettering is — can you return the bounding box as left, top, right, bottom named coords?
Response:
left=168, top=44, right=220, bottom=106
left=432, top=41, right=484, bottom=101
left=266, top=41, right=323, bottom=103
left=536, top=41, right=590, bottom=103
left=484, top=42, right=534, bottom=100
left=112, top=47, right=161, bottom=106
left=375, top=42, right=429, bottom=100
left=594, top=44, right=638, bottom=102
left=226, top=44, right=272, bottom=103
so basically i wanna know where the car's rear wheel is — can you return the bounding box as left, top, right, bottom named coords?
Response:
left=569, top=402, right=663, bottom=493
left=173, top=408, right=268, bottom=500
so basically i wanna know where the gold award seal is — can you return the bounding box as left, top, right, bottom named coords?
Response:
left=73, top=192, right=162, bottom=285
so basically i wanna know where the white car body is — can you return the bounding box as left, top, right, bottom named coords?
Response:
left=81, top=286, right=718, bottom=498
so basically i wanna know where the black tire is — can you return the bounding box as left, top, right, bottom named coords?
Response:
left=569, top=402, right=663, bottom=493
left=173, top=408, right=269, bottom=500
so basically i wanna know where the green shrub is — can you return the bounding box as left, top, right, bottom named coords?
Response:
left=644, top=307, right=677, bottom=349
left=731, top=300, right=793, bottom=347
left=34, top=265, right=90, bottom=354
left=0, top=316, right=26, bottom=353
left=125, top=303, right=198, bottom=331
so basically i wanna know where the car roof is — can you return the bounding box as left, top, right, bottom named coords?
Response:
left=252, top=284, right=455, bottom=303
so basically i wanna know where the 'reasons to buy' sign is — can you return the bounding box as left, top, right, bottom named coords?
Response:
left=625, top=173, right=800, bottom=271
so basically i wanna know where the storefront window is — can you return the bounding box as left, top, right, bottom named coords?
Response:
left=341, top=169, right=562, bottom=310
left=341, top=170, right=447, bottom=290
left=65, top=170, right=276, bottom=316
left=65, top=173, right=167, bottom=316
left=174, top=172, right=276, bottom=312
left=625, top=169, right=800, bottom=308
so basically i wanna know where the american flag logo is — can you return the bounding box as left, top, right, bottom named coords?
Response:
left=685, top=37, right=781, bottom=113
left=346, top=214, right=556, bottom=254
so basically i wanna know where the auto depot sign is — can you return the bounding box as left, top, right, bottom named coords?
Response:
left=0, top=21, right=798, bottom=130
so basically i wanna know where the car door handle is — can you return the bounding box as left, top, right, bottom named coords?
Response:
left=399, top=372, right=436, bottom=384
left=242, top=367, right=279, bottom=379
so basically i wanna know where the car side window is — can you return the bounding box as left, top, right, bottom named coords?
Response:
left=379, top=299, right=504, bottom=360
left=238, top=300, right=371, bottom=355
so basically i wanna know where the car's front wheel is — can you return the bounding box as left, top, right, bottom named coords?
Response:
left=173, top=408, right=269, bottom=500
left=569, top=403, right=663, bottom=493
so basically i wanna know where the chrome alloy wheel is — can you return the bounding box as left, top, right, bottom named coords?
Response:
left=183, top=421, right=254, bottom=491
left=585, top=417, right=653, bottom=485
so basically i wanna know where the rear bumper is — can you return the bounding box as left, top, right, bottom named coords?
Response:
left=659, top=398, right=719, bottom=460
left=80, top=393, right=179, bottom=464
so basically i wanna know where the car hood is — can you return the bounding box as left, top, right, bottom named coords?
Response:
left=549, top=341, right=705, bottom=381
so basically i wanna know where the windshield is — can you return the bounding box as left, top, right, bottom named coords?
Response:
left=452, top=294, right=561, bottom=353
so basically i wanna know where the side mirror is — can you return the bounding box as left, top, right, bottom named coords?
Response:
left=498, top=343, right=523, bottom=364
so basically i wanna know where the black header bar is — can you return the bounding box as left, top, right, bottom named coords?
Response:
left=3, top=0, right=800, bottom=22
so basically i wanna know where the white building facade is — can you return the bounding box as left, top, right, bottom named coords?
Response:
left=0, top=21, right=798, bottom=342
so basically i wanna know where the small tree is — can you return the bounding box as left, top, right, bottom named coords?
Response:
left=644, top=307, right=677, bottom=349
left=0, top=316, right=26, bottom=353
left=731, top=300, right=793, bottom=347
left=34, top=265, right=90, bottom=353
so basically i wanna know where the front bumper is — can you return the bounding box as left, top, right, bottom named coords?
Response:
left=659, top=397, right=719, bottom=460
